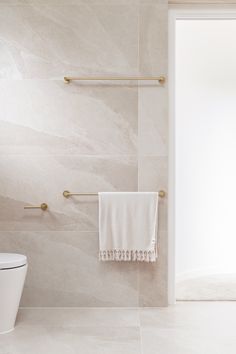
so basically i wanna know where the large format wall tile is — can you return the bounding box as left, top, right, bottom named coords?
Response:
left=138, top=156, right=167, bottom=231
left=138, top=156, right=167, bottom=192
left=0, top=0, right=168, bottom=3
left=0, top=154, right=137, bottom=231
left=1, top=0, right=165, bottom=4
left=139, top=4, right=168, bottom=75
left=0, top=4, right=139, bottom=79
left=0, top=231, right=139, bottom=306
left=138, top=231, right=168, bottom=306
left=0, top=1, right=139, bottom=3
left=138, top=86, right=168, bottom=156
left=138, top=157, right=168, bottom=306
left=0, top=80, right=137, bottom=155
left=137, top=3, right=168, bottom=307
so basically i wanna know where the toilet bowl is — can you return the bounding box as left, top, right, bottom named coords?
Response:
left=0, top=253, right=27, bottom=334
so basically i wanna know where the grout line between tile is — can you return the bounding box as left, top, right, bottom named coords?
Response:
left=138, top=307, right=144, bottom=354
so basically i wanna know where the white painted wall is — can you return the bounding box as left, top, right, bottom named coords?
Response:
left=175, top=19, right=236, bottom=279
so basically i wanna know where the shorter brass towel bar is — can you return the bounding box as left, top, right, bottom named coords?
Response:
left=24, top=203, right=48, bottom=211
left=64, top=76, right=165, bottom=84
left=63, top=190, right=165, bottom=198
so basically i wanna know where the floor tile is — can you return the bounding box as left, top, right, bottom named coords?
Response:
left=2, top=303, right=236, bottom=354
left=140, top=302, right=236, bottom=354
left=17, top=308, right=140, bottom=328
left=0, top=326, right=141, bottom=354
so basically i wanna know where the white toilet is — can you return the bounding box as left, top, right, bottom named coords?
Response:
left=0, top=253, right=27, bottom=334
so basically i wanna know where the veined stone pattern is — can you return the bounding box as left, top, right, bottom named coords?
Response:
left=0, top=0, right=168, bottom=307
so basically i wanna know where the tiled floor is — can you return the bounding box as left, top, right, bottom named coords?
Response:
left=176, top=274, right=236, bottom=300
left=1, top=302, right=236, bottom=354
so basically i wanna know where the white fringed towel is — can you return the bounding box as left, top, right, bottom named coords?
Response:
left=99, top=192, right=158, bottom=262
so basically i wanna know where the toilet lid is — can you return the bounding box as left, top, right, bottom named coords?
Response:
left=0, top=253, right=27, bottom=270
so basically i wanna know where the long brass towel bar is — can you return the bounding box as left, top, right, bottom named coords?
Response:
left=64, top=76, right=165, bottom=84
left=63, top=190, right=165, bottom=198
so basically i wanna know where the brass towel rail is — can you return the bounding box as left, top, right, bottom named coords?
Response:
left=24, top=203, right=48, bottom=211
left=63, top=190, right=165, bottom=198
left=64, top=76, right=165, bottom=84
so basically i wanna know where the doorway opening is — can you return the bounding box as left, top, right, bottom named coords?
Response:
left=169, top=7, right=236, bottom=302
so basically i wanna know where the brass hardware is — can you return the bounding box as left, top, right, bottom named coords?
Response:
left=24, top=203, right=48, bottom=211
left=63, top=190, right=165, bottom=198
left=63, top=190, right=72, bottom=198
left=63, top=76, right=165, bottom=84
left=64, top=77, right=70, bottom=84
left=158, top=190, right=165, bottom=198
left=63, top=191, right=97, bottom=198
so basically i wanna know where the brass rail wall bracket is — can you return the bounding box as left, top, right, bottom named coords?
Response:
left=158, top=190, right=165, bottom=198
left=24, top=203, right=48, bottom=211
left=63, top=190, right=71, bottom=198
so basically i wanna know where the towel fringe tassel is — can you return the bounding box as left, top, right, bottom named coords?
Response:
left=99, top=249, right=157, bottom=262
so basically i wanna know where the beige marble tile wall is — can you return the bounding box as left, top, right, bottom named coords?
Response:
left=0, top=0, right=168, bottom=307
